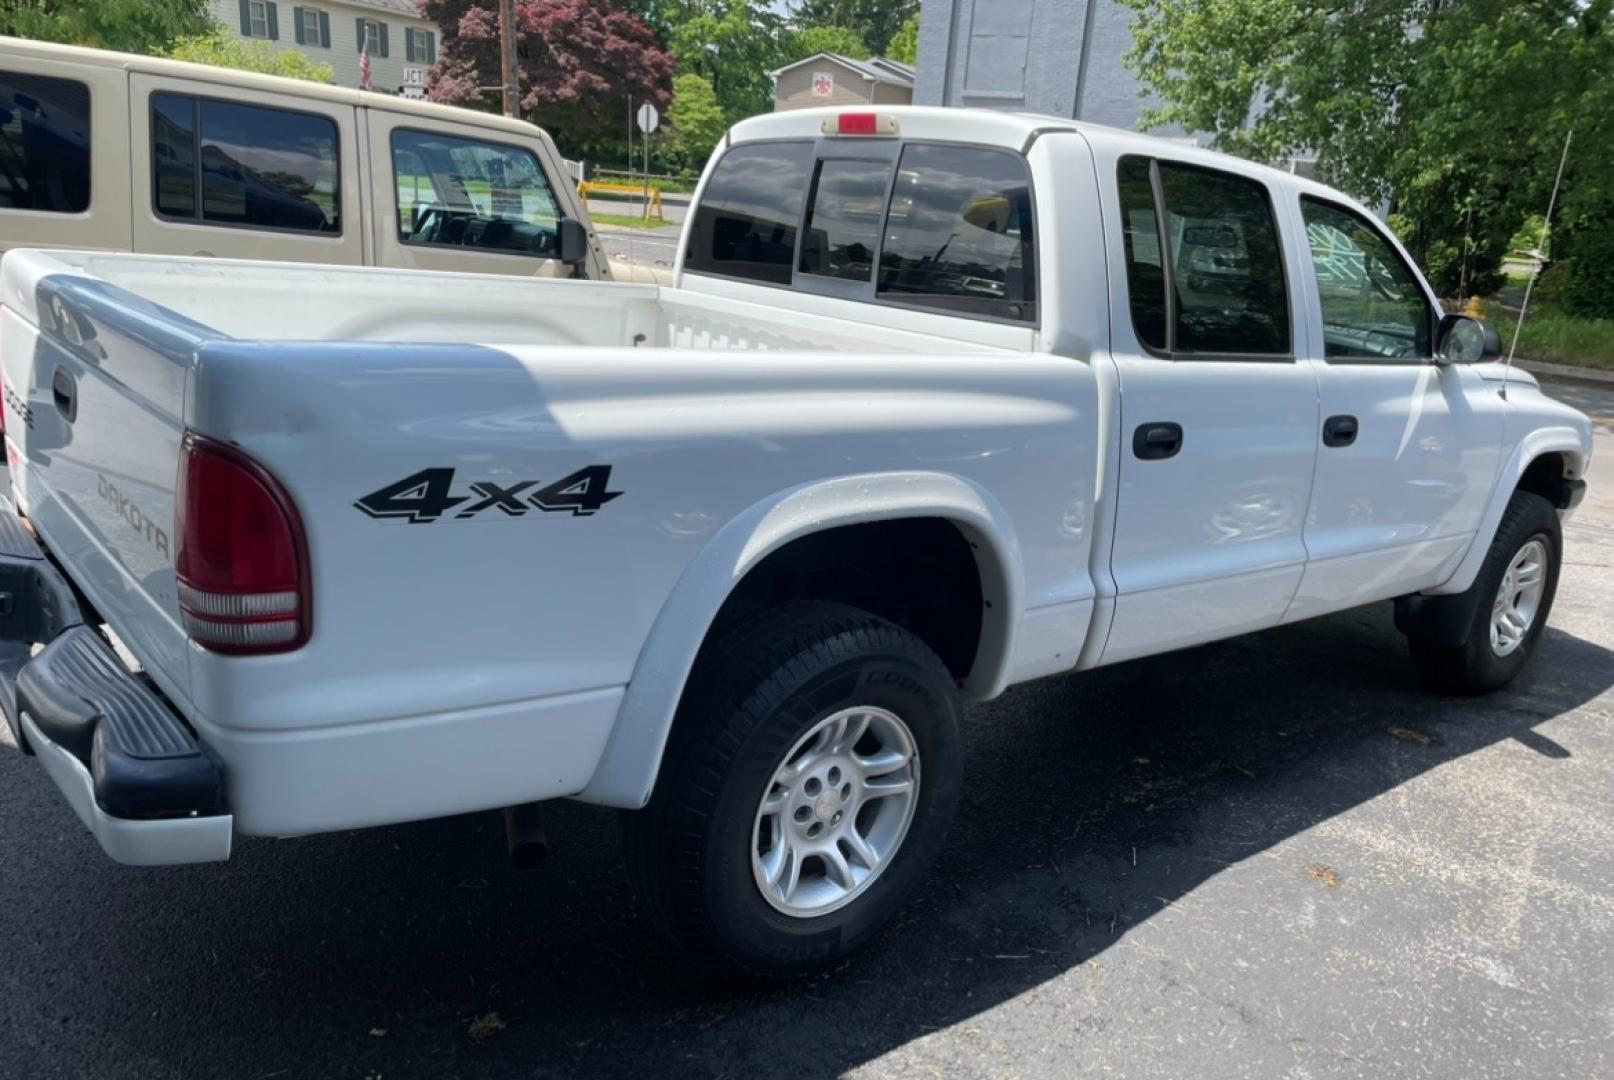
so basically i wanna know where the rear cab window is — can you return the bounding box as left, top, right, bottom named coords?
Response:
left=685, top=138, right=1037, bottom=324
left=392, top=129, right=564, bottom=259
left=1117, top=154, right=1291, bottom=357
left=151, top=92, right=340, bottom=234
left=0, top=71, right=91, bottom=214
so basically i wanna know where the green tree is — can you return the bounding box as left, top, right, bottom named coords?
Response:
left=886, top=11, right=918, bottom=64
left=1120, top=0, right=1614, bottom=298
left=663, top=0, right=790, bottom=122
left=788, top=0, right=916, bottom=56
left=1, top=0, right=210, bottom=54
left=790, top=24, right=869, bottom=59
left=666, top=72, right=728, bottom=167
left=164, top=27, right=335, bottom=82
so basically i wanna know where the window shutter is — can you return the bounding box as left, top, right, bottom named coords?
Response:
left=378, top=22, right=390, bottom=58
left=266, top=1, right=279, bottom=40
left=426, top=31, right=436, bottom=64
left=239, top=0, right=252, bottom=35
left=356, top=18, right=366, bottom=52
left=293, top=6, right=304, bottom=44
left=403, top=27, right=414, bottom=61
left=319, top=10, right=330, bottom=47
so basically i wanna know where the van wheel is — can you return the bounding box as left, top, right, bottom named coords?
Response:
left=1407, top=490, right=1561, bottom=694
left=622, top=601, right=962, bottom=980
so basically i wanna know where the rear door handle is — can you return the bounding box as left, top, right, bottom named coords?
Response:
left=1322, top=414, right=1358, bottom=448
left=1133, top=421, right=1183, bottom=460
left=52, top=368, right=77, bottom=424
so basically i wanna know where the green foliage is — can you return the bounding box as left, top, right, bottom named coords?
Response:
left=666, top=72, right=728, bottom=167
left=1485, top=301, right=1614, bottom=372
left=1119, top=0, right=1614, bottom=301
left=661, top=1, right=790, bottom=122
left=1552, top=223, right=1614, bottom=319
left=1, top=0, right=210, bottom=54
left=886, top=11, right=919, bottom=64
left=1531, top=260, right=1572, bottom=311
left=1508, top=214, right=1550, bottom=258
left=164, top=27, right=335, bottom=83
left=790, top=24, right=869, bottom=60
left=788, top=0, right=917, bottom=56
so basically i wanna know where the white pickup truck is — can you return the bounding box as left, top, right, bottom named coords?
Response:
left=0, top=107, right=1592, bottom=978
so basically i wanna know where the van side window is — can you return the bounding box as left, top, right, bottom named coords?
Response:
left=392, top=129, right=563, bottom=258
left=151, top=93, right=340, bottom=234
left=684, top=141, right=814, bottom=285
left=1117, top=156, right=1290, bottom=356
left=0, top=72, right=91, bottom=214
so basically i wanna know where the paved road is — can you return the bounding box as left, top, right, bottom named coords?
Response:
left=596, top=225, right=682, bottom=271
left=3, top=380, right=1611, bottom=1080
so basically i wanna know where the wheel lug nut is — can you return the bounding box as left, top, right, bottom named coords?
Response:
left=804, top=778, right=822, bottom=796
left=794, top=806, right=810, bottom=823
left=841, top=783, right=851, bottom=799
left=828, top=766, right=841, bottom=784
left=808, top=822, right=823, bottom=838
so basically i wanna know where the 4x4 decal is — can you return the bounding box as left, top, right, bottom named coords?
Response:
left=355, top=465, right=622, bottom=523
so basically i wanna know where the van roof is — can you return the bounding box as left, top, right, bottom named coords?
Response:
left=0, top=34, right=550, bottom=142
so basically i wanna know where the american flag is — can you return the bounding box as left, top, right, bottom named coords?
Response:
left=359, top=44, right=372, bottom=91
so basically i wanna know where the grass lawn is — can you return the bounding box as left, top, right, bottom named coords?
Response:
left=588, top=211, right=676, bottom=230
left=1483, top=300, right=1614, bottom=373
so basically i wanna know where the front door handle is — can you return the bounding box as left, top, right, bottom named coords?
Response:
left=1322, top=414, right=1358, bottom=448
left=1133, top=421, right=1183, bottom=460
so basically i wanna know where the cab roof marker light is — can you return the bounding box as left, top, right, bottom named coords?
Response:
left=822, top=112, right=899, bottom=137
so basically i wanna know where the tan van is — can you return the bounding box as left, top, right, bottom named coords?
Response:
left=0, top=35, right=621, bottom=280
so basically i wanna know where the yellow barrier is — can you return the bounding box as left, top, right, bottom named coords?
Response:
left=578, top=181, right=665, bottom=223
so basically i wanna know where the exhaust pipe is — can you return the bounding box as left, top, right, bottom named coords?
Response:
left=503, top=803, right=550, bottom=869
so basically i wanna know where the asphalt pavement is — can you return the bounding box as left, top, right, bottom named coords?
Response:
left=2, top=378, right=1611, bottom=1080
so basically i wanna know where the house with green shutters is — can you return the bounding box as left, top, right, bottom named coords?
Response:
left=206, top=0, right=440, bottom=96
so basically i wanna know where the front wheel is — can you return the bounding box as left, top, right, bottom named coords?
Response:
left=1407, top=490, right=1561, bottom=694
left=622, top=601, right=962, bottom=979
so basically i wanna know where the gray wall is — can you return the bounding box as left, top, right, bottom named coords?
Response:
left=913, top=0, right=1190, bottom=139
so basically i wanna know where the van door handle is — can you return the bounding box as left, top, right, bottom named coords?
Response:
left=52, top=368, right=77, bottom=424
left=1322, top=414, right=1358, bottom=448
left=1133, top=421, right=1183, bottom=460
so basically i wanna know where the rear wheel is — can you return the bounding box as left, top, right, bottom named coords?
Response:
left=1407, top=490, right=1561, bottom=694
left=622, top=601, right=962, bottom=979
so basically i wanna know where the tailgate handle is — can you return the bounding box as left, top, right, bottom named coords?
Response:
left=51, top=368, right=77, bottom=424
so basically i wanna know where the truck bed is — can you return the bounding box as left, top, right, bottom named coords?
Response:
left=0, top=248, right=1092, bottom=836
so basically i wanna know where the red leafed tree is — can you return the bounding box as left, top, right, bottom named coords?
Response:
left=420, top=0, right=673, bottom=153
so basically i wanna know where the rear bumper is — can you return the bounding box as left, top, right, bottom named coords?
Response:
left=0, top=497, right=232, bottom=864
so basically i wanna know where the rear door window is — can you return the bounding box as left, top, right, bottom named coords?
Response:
left=684, top=141, right=814, bottom=285
left=0, top=71, right=91, bottom=214
left=877, top=144, right=1036, bottom=323
left=151, top=92, right=340, bottom=234
left=392, top=129, right=562, bottom=258
left=1118, top=155, right=1290, bottom=356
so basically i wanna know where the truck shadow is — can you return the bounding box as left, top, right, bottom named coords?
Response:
left=5, top=602, right=1612, bottom=1079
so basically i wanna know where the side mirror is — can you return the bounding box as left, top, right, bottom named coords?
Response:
left=1436, top=313, right=1501, bottom=365
left=557, top=217, right=588, bottom=266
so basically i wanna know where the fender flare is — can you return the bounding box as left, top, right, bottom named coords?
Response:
left=1425, top=425, right=1588, bottom=597
left=576, top=471, right=1024, bottom=809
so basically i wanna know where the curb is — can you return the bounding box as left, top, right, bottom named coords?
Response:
left=1516, top=360, right=1614, bottom=387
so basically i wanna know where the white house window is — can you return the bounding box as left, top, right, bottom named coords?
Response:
left=301, top=8, right=320, bottom=45
left=363, top=20, right=380, bottom=55
left=248, top=0, right=270, bottom=38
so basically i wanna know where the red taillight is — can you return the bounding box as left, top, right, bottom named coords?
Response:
left=821, top=112, right=898, bottom=137
left=175, top=433, right=310, bottom=654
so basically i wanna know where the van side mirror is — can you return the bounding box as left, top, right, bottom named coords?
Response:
left=1436, top=313, right=1501, bottom=364
left=557, top=217, right=588, bottom=266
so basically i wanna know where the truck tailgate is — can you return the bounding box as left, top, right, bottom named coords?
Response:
left=1, top=249, right=207, bottom=707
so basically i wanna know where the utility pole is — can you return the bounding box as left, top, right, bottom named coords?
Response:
left=498, top=0, right=519, bottom=118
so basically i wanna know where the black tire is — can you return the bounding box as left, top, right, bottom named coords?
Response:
left=622, top=601, right=962, bottom=980
left=1407, top=490, right=1561, bottom=694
